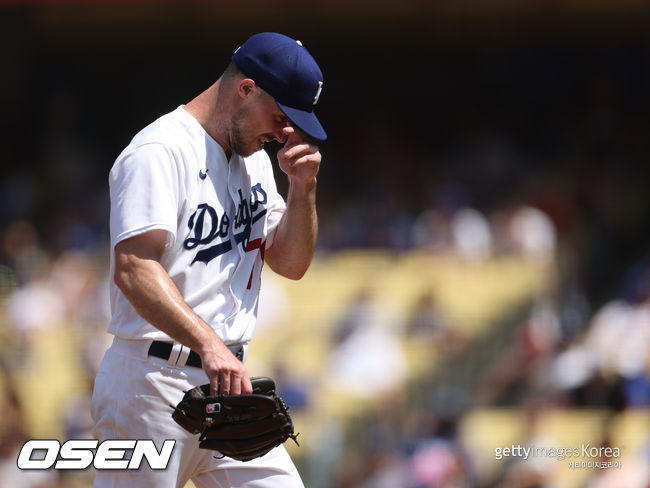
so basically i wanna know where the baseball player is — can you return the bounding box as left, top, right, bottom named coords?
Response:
left=91, top=32, right=326, bottom=487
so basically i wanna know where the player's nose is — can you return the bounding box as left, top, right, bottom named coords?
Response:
left=273, top=119, right=291, bottom=143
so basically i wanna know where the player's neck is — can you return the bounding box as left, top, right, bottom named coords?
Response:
left=184, top=81, right=233, bottom=159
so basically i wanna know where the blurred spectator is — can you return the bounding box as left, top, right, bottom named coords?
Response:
left=5, top=279, right=65, bottom=332
left=520, top=297, right=562, bottom=361
left=406, top=291, right=465, bottom=357
left=0, top=220, right=50, bottom=286
left=410, top=209, right=451, bottom=253
left=496, top=205, right=558, bottom=263
left=327, top=289, right=407, bottom=396
left=331, top=289, right=375, bottom=347
left=273, top=363, right=310, bottom=411
left=0, top=364, right=60, bottom=488
left=509, top=206, right=557, bottom=262
left=550, top=279, right=650, bottom=409
left=450, top=207, right=494, bottom=262
left=408, top=416, right=474, bottom=488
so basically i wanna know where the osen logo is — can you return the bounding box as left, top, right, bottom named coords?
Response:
left=17, top=439, right=176, bottom=470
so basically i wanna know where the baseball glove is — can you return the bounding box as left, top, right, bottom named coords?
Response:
left=171, top=377, right=299, bottom=462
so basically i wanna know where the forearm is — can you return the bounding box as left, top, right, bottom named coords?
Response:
left=114, top=233, right=251, bottom=395
left=114, top=253, right=216, bottom=354
left=266, top=178, right=318, bottom=279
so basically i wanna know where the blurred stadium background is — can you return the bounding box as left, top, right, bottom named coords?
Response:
left=1, top=1, right=649, bottom=487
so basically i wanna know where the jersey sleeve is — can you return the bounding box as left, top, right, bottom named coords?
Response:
left=109, top=143, right=184, bottom=249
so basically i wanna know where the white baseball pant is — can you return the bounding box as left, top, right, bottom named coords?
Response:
left=91, top=337, right=304, bottom=488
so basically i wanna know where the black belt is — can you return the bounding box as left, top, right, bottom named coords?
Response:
left=148, top=341, right=244, bottom=368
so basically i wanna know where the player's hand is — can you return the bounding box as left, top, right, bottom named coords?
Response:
left=198, top=339, right=252, bottom=396
left=277, top=126, right=321, bottom=187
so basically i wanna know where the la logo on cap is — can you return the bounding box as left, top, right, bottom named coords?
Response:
left=313, top=81, right=323, bottom=106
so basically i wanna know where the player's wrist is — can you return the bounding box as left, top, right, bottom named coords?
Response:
left=288, top=175, right=317, bottom=197
left=189, top=325, right=226, bottom=358
left=195, top=335, right=226, bottom=359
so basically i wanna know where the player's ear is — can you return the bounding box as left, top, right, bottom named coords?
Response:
left=237, top=78, right=257, bottom=100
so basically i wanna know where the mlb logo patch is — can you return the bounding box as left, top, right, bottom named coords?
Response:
left=206, top=403, right=221, bottom=414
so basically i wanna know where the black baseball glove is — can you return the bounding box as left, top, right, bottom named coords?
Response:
left=171, top=377, right=299, bottom=462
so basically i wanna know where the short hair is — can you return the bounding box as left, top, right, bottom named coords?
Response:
left=221, top=61, right=243, bottom=83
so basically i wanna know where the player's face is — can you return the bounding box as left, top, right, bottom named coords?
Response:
left=230, top=89, right=290, bottom=157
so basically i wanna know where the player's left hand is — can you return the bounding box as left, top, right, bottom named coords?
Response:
left=277, top=126, right=321, bottom=187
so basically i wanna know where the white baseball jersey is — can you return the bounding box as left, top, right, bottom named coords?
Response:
left=108, top=105, right=286, bottom=344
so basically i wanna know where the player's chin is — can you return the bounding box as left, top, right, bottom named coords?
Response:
left=248, top=138, right=266, bottom=155
left=235, top=143, right=260, bottom=158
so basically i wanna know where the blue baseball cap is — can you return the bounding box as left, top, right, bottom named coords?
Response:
left=232, top=32, right=327, bottom=141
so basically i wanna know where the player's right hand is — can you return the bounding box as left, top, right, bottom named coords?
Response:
left=198, top=340, right=252, bottom=396
left=277, top=126, right=321, bottom=187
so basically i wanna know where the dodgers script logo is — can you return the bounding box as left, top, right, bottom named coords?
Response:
left=184, top=183, right=268, bottom=265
